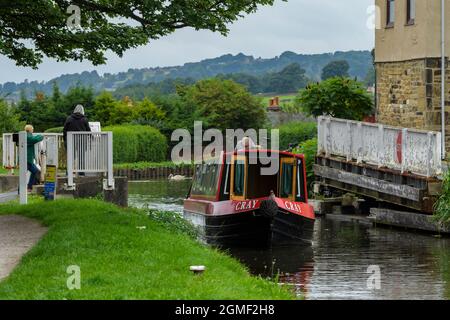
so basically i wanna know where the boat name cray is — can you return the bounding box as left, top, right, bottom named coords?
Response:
left=235, top=200, right=258, bottom=211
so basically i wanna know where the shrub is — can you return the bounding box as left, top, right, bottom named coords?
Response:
left=293, top=138, right=317, bottom=193
left=295, top=77, right=373, bottom=121
left=104, top=125, right=167, bottom=163
left=434, top=170, right=450, bottom=224
left=278, top=122, right=317, bottom=150
left=45, top=127, right=63, bottom=133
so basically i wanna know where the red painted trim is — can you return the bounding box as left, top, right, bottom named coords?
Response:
left=184, top=196, right=315, bottom=220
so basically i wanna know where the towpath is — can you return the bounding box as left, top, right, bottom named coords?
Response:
left=0, top=215, right=47, bottom=281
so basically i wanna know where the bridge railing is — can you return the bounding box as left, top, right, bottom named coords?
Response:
left=66, top=132, right=114, bottom=190
left=317, top=116, right=442, bottom=177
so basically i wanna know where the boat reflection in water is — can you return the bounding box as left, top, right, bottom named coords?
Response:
left=228, top=245, right=315, bottom=297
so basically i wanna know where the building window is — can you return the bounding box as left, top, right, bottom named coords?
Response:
left=407, top=0, right=415, bottom=25
left=387, top=0, right=395, bottom=27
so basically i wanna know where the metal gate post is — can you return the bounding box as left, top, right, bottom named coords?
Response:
left=66, top=132, right=75, bottom=190
left=19, top=131, right=27, bottom=204
left=103, top=131, right=115, bottom=190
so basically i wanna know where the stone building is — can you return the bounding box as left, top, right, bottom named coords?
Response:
left=375, top=0, right=450, bottom=155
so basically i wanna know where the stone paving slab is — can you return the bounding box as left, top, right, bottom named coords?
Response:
left=0, top=215, right=47, bottom=281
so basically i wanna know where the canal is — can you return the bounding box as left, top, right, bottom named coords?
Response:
left=129, top=180, right=450, bottom=300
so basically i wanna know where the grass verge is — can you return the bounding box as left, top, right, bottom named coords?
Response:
left=0, top=199, right=293, bottom=300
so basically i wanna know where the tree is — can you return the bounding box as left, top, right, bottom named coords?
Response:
left=264, top=63, right=309, bottom=93
left=0, top=100, right=23, bottom=134
left=180, top=79, right=267, bottom=131
left=133, top=98, right=165, bottom=122
left=321, top=60, right=350, bottom=80
left=91, top=91, right=118, bottom=125
left=1, top=0, right=277, bottom=68
left=295, top=77, right=373, bottom=121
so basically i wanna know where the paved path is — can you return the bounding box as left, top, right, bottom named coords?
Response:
left=0, top=215, right=47, bottom=281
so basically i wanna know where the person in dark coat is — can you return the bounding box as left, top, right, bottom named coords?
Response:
left=63, top=104, right=91, bottom=146
left=63, top=104, right=91, bottom=175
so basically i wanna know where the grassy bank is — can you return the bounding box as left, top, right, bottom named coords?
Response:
left=0, top=199, right=293, bottom=300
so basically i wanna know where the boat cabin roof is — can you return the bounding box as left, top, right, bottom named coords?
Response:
left=190, top=149, right=308, bottom=203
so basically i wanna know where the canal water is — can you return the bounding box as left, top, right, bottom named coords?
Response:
left=128, top=180, right=450, bottom=300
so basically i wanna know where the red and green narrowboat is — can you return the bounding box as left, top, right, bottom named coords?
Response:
left=183, top=150, right=315, bottom=247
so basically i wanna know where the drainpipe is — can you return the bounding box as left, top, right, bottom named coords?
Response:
left=442, top=0, right=446, bottom=159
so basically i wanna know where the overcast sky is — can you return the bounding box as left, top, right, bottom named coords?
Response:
left=0, top=0, right=374, bottom=84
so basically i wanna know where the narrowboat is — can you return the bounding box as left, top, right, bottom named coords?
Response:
left=183, top=150, right=315, bottom=247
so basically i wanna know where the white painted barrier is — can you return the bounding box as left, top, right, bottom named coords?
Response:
left=2, top=133, right=63, bottom=170
left=66, top=132, right=114, bottom=190
left=317, top=116, right=442, bottom=177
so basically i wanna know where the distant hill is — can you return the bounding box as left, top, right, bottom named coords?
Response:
left=0, top=50, right=372, bottom=101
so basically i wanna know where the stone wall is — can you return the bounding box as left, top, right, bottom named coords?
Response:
left=267, top=111, right=315, bottom=127
left=376, top=58, right=450, bottom=153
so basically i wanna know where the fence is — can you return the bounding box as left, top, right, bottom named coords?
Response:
left=317, top=116, right=442, bottom=177
left=2, top=133, right=64, bottom=170
left=66, top=132, right=114, bottom=190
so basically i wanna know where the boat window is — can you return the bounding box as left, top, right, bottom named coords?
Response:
left=191, top=162, right=221, bottom=198
left=280, top=162, right=294, bottom=198
left=233, top=159, right=245, bottom=196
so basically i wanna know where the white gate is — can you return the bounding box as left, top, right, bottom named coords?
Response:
left=2, top=133, right=63, bottom=171
left=66, top=132, right=114, bottom=190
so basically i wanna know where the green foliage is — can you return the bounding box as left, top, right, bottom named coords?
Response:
left=434, top=170, right=450, bottom=224
left=0, top=199, right=293, bottom=299
left=133, top=98, right=165, bottom=122
left=217, top=63, right=309, bottom=94
left=108, top=102, right=135, bottom=126
left=292, top=138, right=317, bottom=194
left=295, top=77, right=374, bottom=121
left=104, top=125, right=167, bottom=163
left=278, top=122, right=317, bottom=151
left=264, top=63, right=309, bottom=93
left=321, top=60, right=350, bottom=80
left=44, top=127, right=63, bottom=133
left=181, top=78, right=267, bottom=131
left=1, top=51, right=373, bottom=100
left=1, top=1, right=277, bottom=68
left=15, top=84, right=94, bottom=132
left=91, top=91, right=118, bottom=125
left=0, top=100, right=23, bottom=134
left=364, top=66, right=375, bottom=87
left=146, top=209, right=199, bottom=239
left=114, top=161, right=192, bottom=170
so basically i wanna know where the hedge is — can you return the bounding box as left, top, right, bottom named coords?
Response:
left=278, top=122, right=317, bottom=150
left=44, top=127, right=63, bottom=133
left=104, top=125, right=168, bottom=163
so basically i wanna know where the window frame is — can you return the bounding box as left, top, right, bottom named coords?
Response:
left=279, top=157, right=297, bottom=201
left=230, top=154, right=247, bottom=201
left=386, top=0, right=395, bottom=28
left=406, top=0, right=415, bottom=26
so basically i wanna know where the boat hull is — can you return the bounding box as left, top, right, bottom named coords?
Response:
left=183, top=208, right=314, bottom=247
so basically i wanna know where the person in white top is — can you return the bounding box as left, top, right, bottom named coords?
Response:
left=235, top=136, right=260, bottom=151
